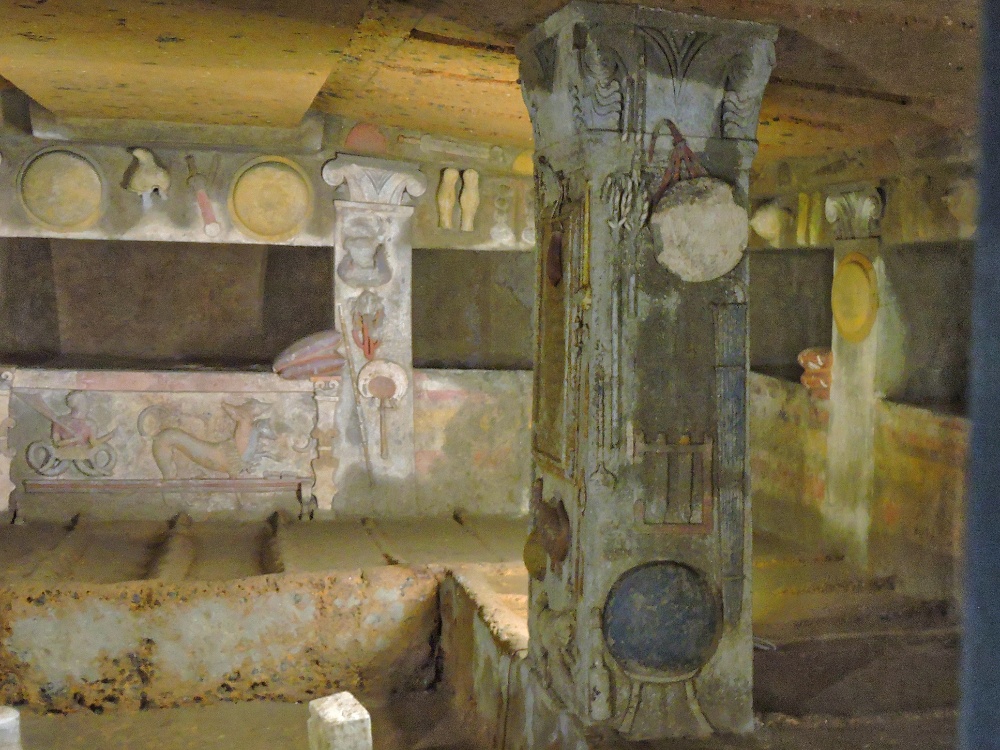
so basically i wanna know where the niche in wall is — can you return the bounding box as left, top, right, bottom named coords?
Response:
left=412, top=248, right=534, bottom=370
left=881, top=241, right=972, bottom=410
left=0, top=237, right=333, bottom=369
left=748, top=248, right=834, bottom=381
left=0, top=238, right=535, bottom=371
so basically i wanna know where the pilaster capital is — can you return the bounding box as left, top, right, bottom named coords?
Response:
left=322, top=156, right=427, bottom=206
left=824, top=187, right=884, bottom=240
left=313, top=377, right=342, bottom=401
left=517, top=1, right=776, bottom=154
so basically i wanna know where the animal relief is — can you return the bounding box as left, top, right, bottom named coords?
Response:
left=138, top=400, right=276, bottom=479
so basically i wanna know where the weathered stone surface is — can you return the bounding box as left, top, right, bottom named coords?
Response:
left=871, top=400, right=967, bottom=601
left=413, top=370, right=531, bottom=518
left=307, top=692, right=372, bottom=750
left=652, top=179, right=749, bottom=282
left=0, top=566, right=440, bottom=712
left=8, top=368, right=316, bottom=519
left=4, top=368, right=530, bottom=521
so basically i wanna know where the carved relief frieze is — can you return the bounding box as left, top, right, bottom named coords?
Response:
left=273, top=329, right=345, bottom=381
left=22, top=391, right=117, bottom=477
left=633, top=434, right=713, bottom=531
left=601, top=169, right=650, bottom=243
left=185, top=154, right=222, bottom=237
left=357, top=359, right=409, bottom=460
left=0, top=371, right=14, bottom=510
left=720, top=38, right=777, bottom=141
left=124, top=147, right=170, bottom=208
left=351, top=291, right=386, bottom=361
left=336, top=214, right=393, bottom=289
left=138, top=399, right=275, bottom=479
left=327, top=157, right=423, bottom=495
left=639, top=27, right=713, bottom=98
left=310, top=378, right=341, bottom=513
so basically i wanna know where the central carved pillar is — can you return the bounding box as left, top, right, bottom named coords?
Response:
left=518, top=3, right=775, bottom=739
left=322, top=157, right=426, bottom=514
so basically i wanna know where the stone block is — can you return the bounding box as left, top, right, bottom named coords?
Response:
left=307, top=692, right=372, bottom=750
left=0, top=706, right=21, bottom=750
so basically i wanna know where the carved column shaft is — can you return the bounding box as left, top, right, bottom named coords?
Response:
left=322, top=157, right=426, bottom=514
left=518, top=2, right=775, bottom=740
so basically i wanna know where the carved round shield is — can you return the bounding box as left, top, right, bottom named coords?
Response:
left=19, top=149, right=105, bottom=231
left=651, top=178, right=749, bottom=283
left=229, top=156, right=313, bottom=242
left=831, top=252, right=879, bottom=343
left=602, top=561, right=722, bottom=680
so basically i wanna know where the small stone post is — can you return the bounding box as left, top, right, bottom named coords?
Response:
left=307, top=692, right=372, bottom=750
left=0, top=707, right=21, bottom=750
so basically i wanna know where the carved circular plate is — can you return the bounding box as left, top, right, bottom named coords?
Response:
left=228, top=156, right=313, bottom=242
left=832, top=252, right=879, bottom=343
left=19, top=149, right=104, bottom=231
left=602, top=561, right=721, bottom=680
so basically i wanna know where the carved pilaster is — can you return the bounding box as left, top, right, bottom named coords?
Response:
left=310, top=377, right=341, bottom=512
left=322, top=156, right=426, bottom=514
left=824, top=187, right=884, bottom=240
left=0, top=369, right=13, bottom=511
left=518, top=2, right=775, bottom=741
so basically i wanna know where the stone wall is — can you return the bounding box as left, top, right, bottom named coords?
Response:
left=749, top=371, right=966, bottom=601
left=0, top=237, right=59, bottom=362
left=412, top=248, right=534, bottom=370
left=749, top=372, right=830, bottom=547
left=413, top=370, right=531, bottom=518
left=871, top=400, right=967, bottom=600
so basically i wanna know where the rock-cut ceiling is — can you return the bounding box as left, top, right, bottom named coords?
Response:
left=0, top=0, right=980, bottom=160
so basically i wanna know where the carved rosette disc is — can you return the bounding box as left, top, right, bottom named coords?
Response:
left=228, top=156, right=313, bottom=242
left=831, top=252, right=879, bottom=343
left=19, top=149, right=105, bottom=231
